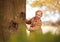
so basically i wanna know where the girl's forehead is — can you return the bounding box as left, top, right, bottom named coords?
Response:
left=36, top=11, right=42, bottom=14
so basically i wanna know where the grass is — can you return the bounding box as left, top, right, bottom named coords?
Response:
left=9, top=22, right=60, bottom=42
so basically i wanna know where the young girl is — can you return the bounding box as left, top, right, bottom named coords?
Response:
left=26, top=10, right=43, bottom=33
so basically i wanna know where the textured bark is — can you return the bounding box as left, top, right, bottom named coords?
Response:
left=0, top=0, right=25, bottom=42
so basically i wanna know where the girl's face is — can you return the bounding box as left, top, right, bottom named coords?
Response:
left=35, top=12, right=42, bottom=19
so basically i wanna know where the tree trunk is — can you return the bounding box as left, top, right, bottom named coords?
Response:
left=0, top=0, right=25, bottom=42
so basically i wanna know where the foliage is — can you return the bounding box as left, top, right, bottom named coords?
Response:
left=29, top=0, right=60, bottom=10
